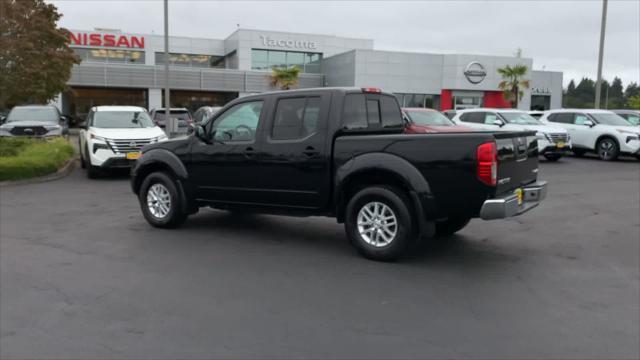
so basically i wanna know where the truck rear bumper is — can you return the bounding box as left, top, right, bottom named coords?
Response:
left=480, top=181, right=547, bottom=220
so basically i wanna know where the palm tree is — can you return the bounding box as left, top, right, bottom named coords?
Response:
left=270, top=66, right=301, bottom=90
left=497, top=64, right=530, bottom=108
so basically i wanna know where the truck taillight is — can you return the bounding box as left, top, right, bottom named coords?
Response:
left=361, top=87, right=382, bottom=93
left=477, top=141, right=497, bottom=186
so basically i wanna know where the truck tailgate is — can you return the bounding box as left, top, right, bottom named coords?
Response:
left=494, top=131, right=539, bottom=195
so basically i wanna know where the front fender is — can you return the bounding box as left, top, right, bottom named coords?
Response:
left=131, top=148, right=188, bottom=194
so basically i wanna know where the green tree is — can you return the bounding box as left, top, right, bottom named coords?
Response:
left=628, top=95, right=640, bottom=110
left=608, top=77, right=624, bottom=108
left=269, top=66, right=301, bottom=90
left=497, top=64, right=530, bottom=108
left=0, top=0, right=79, bottom=109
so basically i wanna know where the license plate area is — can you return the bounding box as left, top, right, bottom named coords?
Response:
left=126, top=152, right=141, bottom=160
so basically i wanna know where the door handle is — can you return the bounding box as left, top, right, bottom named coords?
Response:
left=302, top=146, right=319, bottom=157
left=244, top=147, right=256, bottom=158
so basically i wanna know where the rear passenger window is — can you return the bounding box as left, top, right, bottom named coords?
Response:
left=550, top=113, right=574, bottom=124
left=342, top=94, right=368, bottom=130
left=272, top=96, right=321, bottom=140
left=460, top=112, right=485, bottom=124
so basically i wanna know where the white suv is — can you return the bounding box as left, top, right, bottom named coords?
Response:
left=539, top=109, right=640, bottom=161
left=79, top=106, right=168, bottom=178
left=451, top=108, right=571, bottom=161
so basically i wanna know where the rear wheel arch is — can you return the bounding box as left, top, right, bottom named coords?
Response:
left=334, top=154, right=434, bottom=223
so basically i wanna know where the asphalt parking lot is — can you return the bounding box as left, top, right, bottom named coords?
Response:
left=1, top=156, right=639, bottom=359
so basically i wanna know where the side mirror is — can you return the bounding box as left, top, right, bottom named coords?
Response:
left=583, top=120, right=595, bottom=127
left=493, top=119, right=505, bottom=127
left=0, top=116, right=6, bottom=124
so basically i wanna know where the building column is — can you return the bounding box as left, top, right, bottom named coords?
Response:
left=148, top=88, right=162, bottom=110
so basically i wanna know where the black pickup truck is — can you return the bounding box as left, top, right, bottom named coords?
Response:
left=131, top=87, right=547, bottom=261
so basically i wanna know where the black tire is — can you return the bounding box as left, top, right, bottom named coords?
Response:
left=596, top=137, right=619, bottom=161
left=139, top=171, right=187, bottom=228
left=80, top=142, right=87, bottom=169
left=572, top=149, right=586, bottom=157
left=435, top=216, right=471, bottom=237
left=86, top=165, right=100, bottom=179
left=344, top=186, right=415, bottom=261
left=543, top=154, right=562, bottom=162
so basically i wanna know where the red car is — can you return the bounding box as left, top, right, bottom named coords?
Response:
left=403, top=107, right=473, bottom=133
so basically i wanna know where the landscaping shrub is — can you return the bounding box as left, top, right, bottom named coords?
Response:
left=0, top=137, right=75, bottom=181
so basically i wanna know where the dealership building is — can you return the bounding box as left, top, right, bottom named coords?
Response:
left=57, top=28, right=563, bottom=119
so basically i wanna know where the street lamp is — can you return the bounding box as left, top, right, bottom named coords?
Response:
left=594, top=0, right=608, bottom=109
left=163, top=0, right=173, bottom=136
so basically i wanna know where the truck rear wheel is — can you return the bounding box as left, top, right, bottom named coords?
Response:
left=139, top=171, right=187, bottom=228
left=345, top=186, right=415, bottom=261
left=435, top=216, right=471, bottom=236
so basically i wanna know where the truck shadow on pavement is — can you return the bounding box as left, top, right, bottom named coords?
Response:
left=180, top=209, right=522, bottom=268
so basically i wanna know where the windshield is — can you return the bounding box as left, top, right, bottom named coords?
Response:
left=153, top=111, right=191, bottom=121
left=7, top=108, right=58, bottom=123
left=590, top=113, right=634, bottom=126
left=92, top=111, right=155, bottom=128
left=405, top=110, right=454, bottom=126
left=499, top=112, right=542, bottom=125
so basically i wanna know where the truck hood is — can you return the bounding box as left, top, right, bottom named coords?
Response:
left=89, top=126, right=165, bottom=139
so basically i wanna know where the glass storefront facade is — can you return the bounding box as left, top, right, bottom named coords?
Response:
left=394, top=93, right=440, bottom=109
left=251, top=49, right=322, bottom=73
left=530, top=95, right=551, bottom=110
left=73, top=48, right=145, bottom=64
left=453, top=95, right=483, bottom=110
left=161, top=90, right=238, bottom=114
left=154, top=53, right=225, bottom=68
left=63, top=87, right=148, bottom=123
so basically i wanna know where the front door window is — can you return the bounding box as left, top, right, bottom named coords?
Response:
left=209, top=101, right=263, bottom=142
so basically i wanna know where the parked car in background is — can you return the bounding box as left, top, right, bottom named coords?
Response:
left=611, top=109, right=640, bottom=126
left=451, top=108, right=571, bottom=161
left=0, top=105, right=69, bottom=137
left=529, top=110, right=545, bottom=119
left=402, top=108, right=472, bottom=133
left=442, top=109, right=457, bottom=119
left=131, top=87, right=547, bottom=261
left=539, top=109, right=640, bottom=161
left=79, top=106, right=168, bottom=178
left=149, top=108, right=192, bottom=132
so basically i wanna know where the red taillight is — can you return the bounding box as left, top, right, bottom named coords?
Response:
left=477, top=141, right=497, bottom=186
left=361, top=87, right=382, bottom=93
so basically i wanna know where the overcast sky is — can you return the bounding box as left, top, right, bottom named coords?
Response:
left=49, top=0, right=639, bottom=88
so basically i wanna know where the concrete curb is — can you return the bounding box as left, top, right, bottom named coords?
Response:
left=0, top=156, right=78, bottom=187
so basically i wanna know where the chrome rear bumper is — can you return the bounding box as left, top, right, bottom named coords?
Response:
left=480, top=181, right=547, bottom=220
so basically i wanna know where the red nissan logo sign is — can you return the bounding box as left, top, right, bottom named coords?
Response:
left=68, top=32, right=145, bottom=49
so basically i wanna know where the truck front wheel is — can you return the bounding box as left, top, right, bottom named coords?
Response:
left=139, top=171, right=187, bottom=228
left=345, top=186, right=415, bottom=261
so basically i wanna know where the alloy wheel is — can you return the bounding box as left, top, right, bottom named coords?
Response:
left=357, top=201, right=398, bottom=247
left=146, top=183, right=171, bottom=219
left=598, top=140, right=615, bottom=160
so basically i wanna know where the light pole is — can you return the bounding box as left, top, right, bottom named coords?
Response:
left=594, top=0, right=608, bottom=109
left=163, top=0, right=172, bottom=136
